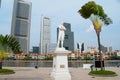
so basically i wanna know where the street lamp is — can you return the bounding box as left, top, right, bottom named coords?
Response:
left=35, top=54, right=38, bottom=69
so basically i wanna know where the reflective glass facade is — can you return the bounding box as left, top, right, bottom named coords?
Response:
left=11, top=0, right=32, bottom=53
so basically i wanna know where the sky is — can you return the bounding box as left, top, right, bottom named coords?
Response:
left=0, top=0, right=120, bottom=51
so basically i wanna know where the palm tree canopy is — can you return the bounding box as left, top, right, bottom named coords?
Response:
left=0, top=50, right=8, bottom=59
left=78, top=1, right=112, bottom=25
left=0, top=34, right=21, bottom=54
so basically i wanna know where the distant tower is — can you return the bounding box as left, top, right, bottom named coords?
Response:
left=57, top=22, right=74, bottom=51
left=87, top=46, right=96, bottom=53
left=11, top=0, right=32, bottom=53
left=109, top=46, right=112, bottom=52
left=33, top=46, right=39, bottom=54
left=100, top=44, right=107, bottom=53
left=81, top=43, right=84, bottom=52
left=77, top=42, right=84, bottom=53
left=40, top=16, right=51, bottom=54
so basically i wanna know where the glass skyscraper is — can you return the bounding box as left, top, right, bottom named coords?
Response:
left=40, top=16, right=51, bottom=54
left=11, top=0, right=32, bottom=53
left=0, top=0, right=1, bottom=8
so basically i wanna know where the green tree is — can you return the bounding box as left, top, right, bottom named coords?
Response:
left=0, top=34, right=21, bottom=69
left=78, top=1, right=112, bottom=70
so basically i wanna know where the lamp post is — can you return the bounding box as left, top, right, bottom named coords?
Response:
left=35, top=54, right=38, bottom=69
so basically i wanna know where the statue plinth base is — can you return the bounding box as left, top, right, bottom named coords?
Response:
left=51, top=48, right=71, bottom=80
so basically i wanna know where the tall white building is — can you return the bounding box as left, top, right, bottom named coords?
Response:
left=11, top=0, right=32, bottom=53
left=109, top=46, right=112, bottom=52
left=40, top=16, right=51, bottom=54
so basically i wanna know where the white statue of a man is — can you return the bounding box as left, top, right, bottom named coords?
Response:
left=57, top=23, right=66, bottom=48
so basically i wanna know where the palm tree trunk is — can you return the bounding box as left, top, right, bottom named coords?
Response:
left=96, top=32, right=104, bottom=71
left=0, top=58, right=2, bottom=69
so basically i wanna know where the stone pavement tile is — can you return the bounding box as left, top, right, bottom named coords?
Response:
left=70, top=67, right=120, bottom=80
left=0, top=78, right=43, bottom=80
left=0, top=67, right=52, bottom=80
left=0, top=67, right=120, bottom=80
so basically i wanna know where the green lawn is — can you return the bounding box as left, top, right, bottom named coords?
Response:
left=0, top=69, right=15, bottom=75
left=89, top=70, right=117, bottom=77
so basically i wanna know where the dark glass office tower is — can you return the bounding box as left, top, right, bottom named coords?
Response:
left=0, top=0, right=1, bottom=8
left=11, top=0, right=32, bottom=53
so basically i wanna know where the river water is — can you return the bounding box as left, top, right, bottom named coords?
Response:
left=2, top=60, right=120, bottom=67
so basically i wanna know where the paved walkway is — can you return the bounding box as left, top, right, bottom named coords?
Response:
left=0, top=67, right=120, bottom=80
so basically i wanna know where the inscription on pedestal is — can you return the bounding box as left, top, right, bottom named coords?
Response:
left=60, top=65, right=65, bottom=68
left=54, top=65, right=56, bottom=68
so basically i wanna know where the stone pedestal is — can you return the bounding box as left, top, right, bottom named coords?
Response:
left=51, top=48, right=71, bottom=80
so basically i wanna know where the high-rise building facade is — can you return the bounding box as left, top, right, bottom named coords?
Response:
left=11, top=0, right=32, bottom=53
left=57, top=22, right=74, bottom=51
left=109, top=46, right=112, bottom=52
left=100, top=44, right=108, bottom=53
left=33, top=46, right=39, bottom=54
left=40, top=16, right=51, bottom=54
left=87, top=46, right=96, bottom=53
left=49, top=43, right=57, bottom=53
left=0, top=0, right=1, bottom=8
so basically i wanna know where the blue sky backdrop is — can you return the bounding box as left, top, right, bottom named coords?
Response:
left=0, top=0, right=120, bottom=51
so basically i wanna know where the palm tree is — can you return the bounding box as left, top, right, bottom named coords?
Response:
left=0, top=50, right=7, bottom=69
left=78, top=1, right=112, bottom=70
left=0, top=34, right=21, bottom=69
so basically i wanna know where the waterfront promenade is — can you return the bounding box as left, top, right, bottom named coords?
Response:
left=0, top=67, right=120, bottom=80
